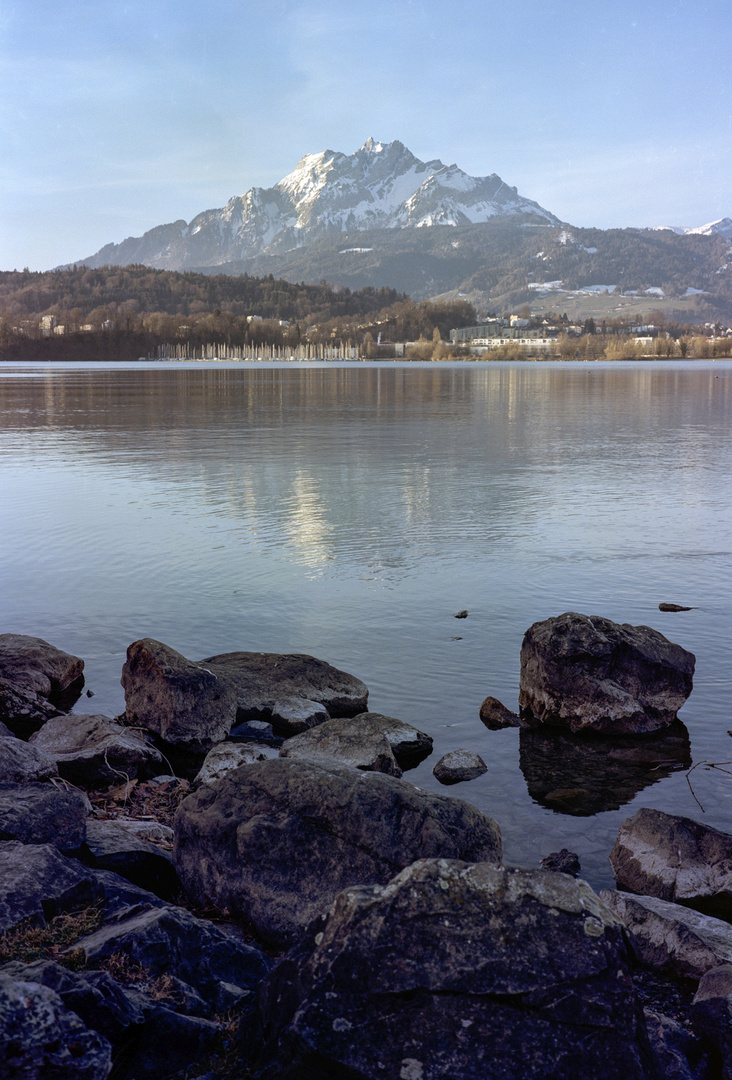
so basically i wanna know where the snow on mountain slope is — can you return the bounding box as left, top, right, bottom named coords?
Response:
left=71, top=139, right=561, bottom=270
left=656, top=218, right=732, bottom=241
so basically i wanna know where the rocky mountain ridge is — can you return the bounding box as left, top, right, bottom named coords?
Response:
left=70, top=139, right=561, bottom=272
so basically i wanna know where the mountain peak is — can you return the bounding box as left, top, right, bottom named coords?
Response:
left=71, top=139, right=560, bottom=271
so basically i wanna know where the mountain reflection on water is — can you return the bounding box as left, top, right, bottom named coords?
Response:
left=518, top=722, right=692, bottom=816
left=1, top=360, right=731, bottom=890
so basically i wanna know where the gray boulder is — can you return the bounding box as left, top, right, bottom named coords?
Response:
left=433, top=748, right=487, bottom=784
left=80, top=819, right=179, bottom=900
left=0, top=971, right=112, bottom=1080
left=346, top=711, right=433, bottom=767
left=30, top=712, right=164, bottom=786
left=121, top=638, right=239, bottom=754
left=518, top=612, right=695, bottom=734
left=0, top=841, right=103, bottom=931
left=194, top=740, right=276, bottom=788
left=280, top=715, right=402, bottom=776
left=600, top=889, right=732, bottom=980
left=0, top=781, right=87, bottom=851
left=610, top=808, right=732, bottom=920
left=254, top=860, right=657, bottom=1080
left=691, top=965, right=732, bottom=1079
left=70, top=903, right=272, bottom=1015
left=0, top=676, right=62, bottom=738
left=0, top=735, right=57, bottom=783
left=0, top=633, right=84, bottom=699
left=202, top=650, right=369, bottom=735
left=174, top=757, right=502, bottom=947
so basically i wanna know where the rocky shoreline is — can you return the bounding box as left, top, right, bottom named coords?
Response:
left=1, top=616, right=730, bottom=1078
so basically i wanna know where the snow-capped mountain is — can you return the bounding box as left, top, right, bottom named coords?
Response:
left=72, top=139, right=561, bottom=271
left=656, top=218, right=732, bottom=241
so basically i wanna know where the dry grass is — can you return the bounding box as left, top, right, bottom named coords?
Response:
left=88, top=776, right=191, bottom=841
left=0, top=906, right=105, bottom=968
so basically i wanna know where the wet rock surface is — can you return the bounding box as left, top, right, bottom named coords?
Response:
left=253, top=860, right=657, bottom=1080
left=518, top=612, right=695, bottom=734
left=610, top=807, right=732, bottom=919
left=174, top=756, right=503, bottom=947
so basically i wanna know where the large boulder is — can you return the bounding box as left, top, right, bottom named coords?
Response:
left=0, top=735, right=57, bottom=784
left=201, top=650, right=369, bottom=735
left=280, top=715, right=402, bottom=776
left=0, top=782, right=88, bottom=852
left=0, top=841, right=103, bottom=932
left=0, top=633, right=84, bottom=700
left=30, top=713, right=164, bottom=786
left=0, top=971, right=112, bottom=1080
left=610, top=808, right=732, bottom=920
left=253, top=860, right=657, bottom=1080
left=518, top=612, right=695, bottom=734
left=600, top=889, right=732, bottom=981
left=121, top=638, right=239, bottom=754
left=174, top=757, right=502, bottom=947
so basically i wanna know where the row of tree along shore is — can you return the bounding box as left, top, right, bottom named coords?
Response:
left=1, top=264, right=731, bottom=361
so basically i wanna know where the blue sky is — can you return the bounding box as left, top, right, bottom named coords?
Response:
left=1, top=0, right=730, bottom=270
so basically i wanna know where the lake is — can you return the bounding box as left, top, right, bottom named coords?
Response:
left=1, top=359, right=730, bottom=890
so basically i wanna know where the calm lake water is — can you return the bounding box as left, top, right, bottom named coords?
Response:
left=1, top=359, right=731, bottom=889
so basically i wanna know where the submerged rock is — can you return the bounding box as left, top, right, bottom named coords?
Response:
left=518, top=612, right=695, bottom=735
left=610, top=808, right=732, bottom=920
left=254, top=860, right=657, bottom=1080
left=174, top=757, right=502, bottom=947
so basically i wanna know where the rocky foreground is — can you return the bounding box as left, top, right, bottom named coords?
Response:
left=1, top=616, right=731, bottom=1079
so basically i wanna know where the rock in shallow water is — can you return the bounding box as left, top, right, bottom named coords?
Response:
left=610, top=807, right=732, bottom=920
left=432, top=748, right=487, bottom=784
left=518, top=611, right=695, bottom=735
left=174, top=757, right=502, bottom=947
